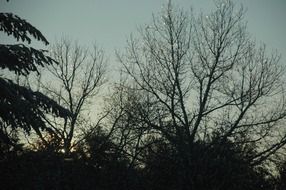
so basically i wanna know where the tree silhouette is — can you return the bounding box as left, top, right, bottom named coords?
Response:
left=0, top=1, right=285, bottom=189
left=276, top=160, right=286, bottom=190
left=33, top=38, right=107, bottom=154
left=141, top=138, right=273, bottom=190
left=117, top=0, right=286, bottom=188
left=0, top=10, right=70, bottom=149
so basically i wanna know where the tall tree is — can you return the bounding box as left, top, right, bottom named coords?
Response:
left=36, top=38, right=107, bottom=154
left=117, top=0, right=286, bottom=187
left=0, top=9, right=70, bottom=149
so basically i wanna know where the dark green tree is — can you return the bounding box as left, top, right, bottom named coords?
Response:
left=0, top=9, right=70, bottom=149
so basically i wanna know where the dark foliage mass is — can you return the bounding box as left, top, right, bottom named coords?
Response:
left=0, top=136, right=278, bottom=190
left=0, top=78, right=70, bottom=131
left=277, top=163, right=286, bottom=190
left=0, top=44, right=55, bottom=75
left=0, top=9, right=70, bottom=150
left=141, top=139, right=274, bottom=190
left=1, top=0, right=286, bottom=190
left=0, top=13, right=49, bottom=45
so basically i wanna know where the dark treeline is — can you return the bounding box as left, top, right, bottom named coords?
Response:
left=1, top=0, right=286, bottom=189
left=2, top=135, right=286, bottom=190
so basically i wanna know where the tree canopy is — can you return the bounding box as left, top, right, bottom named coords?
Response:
left=0, top=11, right=70, bottom=147
left=1, top=1, right=286, bottom=190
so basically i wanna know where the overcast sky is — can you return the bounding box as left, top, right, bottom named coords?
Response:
left=1, top=0, right=286, bottom=65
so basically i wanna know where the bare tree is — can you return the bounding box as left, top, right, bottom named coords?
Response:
left=117, top=0, right=286, bottom=170
left=37, top=38, right=107, bottom=154
left=105, top=81, right=159, bottom=167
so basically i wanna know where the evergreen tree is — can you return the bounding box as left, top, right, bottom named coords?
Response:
left=0, top=9, right=70, bottom=148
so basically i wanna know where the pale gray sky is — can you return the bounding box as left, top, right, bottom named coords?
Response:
left=1, top=0, right=286, bottom=121
left=1, top=0, right=286, bottom=65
